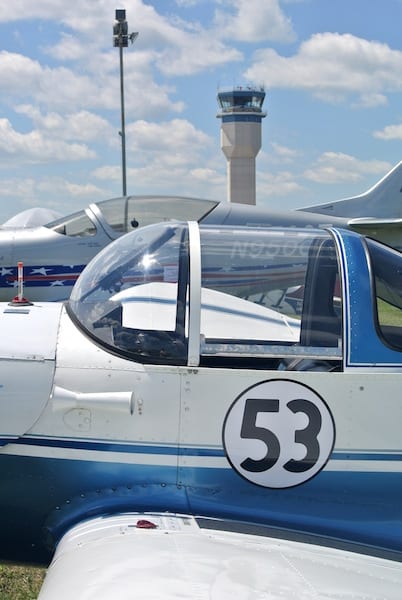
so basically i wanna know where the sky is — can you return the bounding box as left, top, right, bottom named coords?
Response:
left=1, top=0, right=402, bottom=222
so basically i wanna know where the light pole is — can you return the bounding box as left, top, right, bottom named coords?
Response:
left=113, top=9, right=138, bottom=197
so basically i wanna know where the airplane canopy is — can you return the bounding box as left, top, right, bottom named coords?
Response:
left=69, top=221, right=343, bottom=366
left=68, top=220, right=402, bottom=368
left=46, top=195, right=218, bottom=237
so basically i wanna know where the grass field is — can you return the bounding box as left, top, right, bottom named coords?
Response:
left=378, top=298, right=402, bottom=326
left=0, top=565, right=45, bottom=600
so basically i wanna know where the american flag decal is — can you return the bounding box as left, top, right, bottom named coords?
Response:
left=0, top=265, right=86, bottom=288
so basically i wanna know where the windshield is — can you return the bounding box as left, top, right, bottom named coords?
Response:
left=69, top=222, right=189, bottom=364
left=96, top=195, right=219, bottom=233
left=46, top=210, right=96, bottom=236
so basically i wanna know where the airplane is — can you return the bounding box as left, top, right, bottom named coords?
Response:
left=1, top=160, right=402, bottom=302
left=0, top=219, right=402, bottom=597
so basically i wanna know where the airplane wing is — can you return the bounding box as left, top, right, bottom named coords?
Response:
left=37, top=513, right=402, bottom=599
left=348, top=216, right=402, bottom=229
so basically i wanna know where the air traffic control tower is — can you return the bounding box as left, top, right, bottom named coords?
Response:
left=217, top=87, right=266, bottom=205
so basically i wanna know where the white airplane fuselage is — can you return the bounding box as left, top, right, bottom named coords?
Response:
left=0, top=222, right=402, bottom=566
left=0, top=301, right=401, bottom=564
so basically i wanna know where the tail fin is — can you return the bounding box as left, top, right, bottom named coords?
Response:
left=302, top=161, right=402, bottom=219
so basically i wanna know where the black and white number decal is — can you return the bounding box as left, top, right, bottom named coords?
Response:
left=223, top=379, right=335, bottom=488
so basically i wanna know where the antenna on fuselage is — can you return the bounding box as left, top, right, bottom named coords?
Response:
left=9, top=261, right=33, bottom=306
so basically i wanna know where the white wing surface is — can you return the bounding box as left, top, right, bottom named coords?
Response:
left=38, top=513, right=402, bottom=599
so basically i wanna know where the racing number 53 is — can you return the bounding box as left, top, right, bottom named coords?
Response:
left=223, top=380, right=335, bottom=489
left=240, top=397, right=321, bottom=474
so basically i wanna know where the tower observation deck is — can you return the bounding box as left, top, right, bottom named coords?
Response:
left=217, top=87, right=266, bottom=205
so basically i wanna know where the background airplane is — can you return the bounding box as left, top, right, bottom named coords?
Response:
left=1, top=161, right=402, bottom=302
left=0, top=220, right=401, bottom=597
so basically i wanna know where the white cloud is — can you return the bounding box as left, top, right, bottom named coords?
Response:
left=0, top=0, right=144, bottom=30
left=0, top=1, right=246, bottom=129
left=36, top=1, right=243, bottom=77
left=190, top=167, right=223, bottom=185
left=257, top=169, right=304, bottom=199
left=129, top=164, right=225, bottom=198
left=0, top=1, right=67, bottom=22
left=92, top=165, right=121, bottom=182
left=175, top=0, right=198, bottom=6
left=245, top=32, right=402, bottom=106
left=0, top=118, right=96, bottom=163
left=0, top=48, right=185, bottom=118
left=0, top=177, right=37, bottom=199
left=0, top=52, right=97, bottom=111
left=0, top=51, right=42, bottom=97
left=64, top=181, right=105, bottom=197
left=215, top=0, right=296, bottom=44
left=92, top=118, right=224, bottom=199
left=373, top=123, right=402, bottom=140
left=125, top=118, right=214, bottom=161
left=15, top=105, right=113, bottom=142
left=49, top=33, right=90, bottom=62
left=303, top=152, right=391, bottom=184
left=60, top=111, right=112, bottom=142
left=0, top=175, right=107, bottom=217
left=34, top=177, right=105, bottom=198
left=269, top=142, right=299, bottom=162
left=0, top=1, right=241, bottom=115
left=155, top=36, right=242, bottom=76
left=92, top=161, right=225, bottom=200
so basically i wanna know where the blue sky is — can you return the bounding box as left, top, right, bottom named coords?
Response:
left=1, top=0, right=402, bottom=222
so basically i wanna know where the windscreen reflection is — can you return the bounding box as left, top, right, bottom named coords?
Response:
left=69, top=222, right=188, bottom=364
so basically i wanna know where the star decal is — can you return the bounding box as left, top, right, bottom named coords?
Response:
left=30, top=267, right=51, bottom=275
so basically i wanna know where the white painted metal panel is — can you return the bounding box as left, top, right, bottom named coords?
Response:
left=179, top=369, right=402, bottom=478
left=0, top=302, right=62, bottom=360
left=0, top=302, right=61, bottom=440
left=38, top=513, right=402, bottom=600
left=27, top=310, right=181, bottom=451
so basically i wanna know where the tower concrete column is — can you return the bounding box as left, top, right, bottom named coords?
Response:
left=217, top=88, right=266, bottom=205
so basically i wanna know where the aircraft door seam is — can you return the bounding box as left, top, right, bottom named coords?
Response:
left=187, top=221, right=201, bottom=367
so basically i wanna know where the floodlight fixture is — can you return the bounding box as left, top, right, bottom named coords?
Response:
left=115, top=9, right=126, bottom=21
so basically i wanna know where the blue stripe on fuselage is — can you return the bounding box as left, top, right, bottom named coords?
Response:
left=0, top=452, right=401, bottom=563
left=3, top=435, right=402, bottom=462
